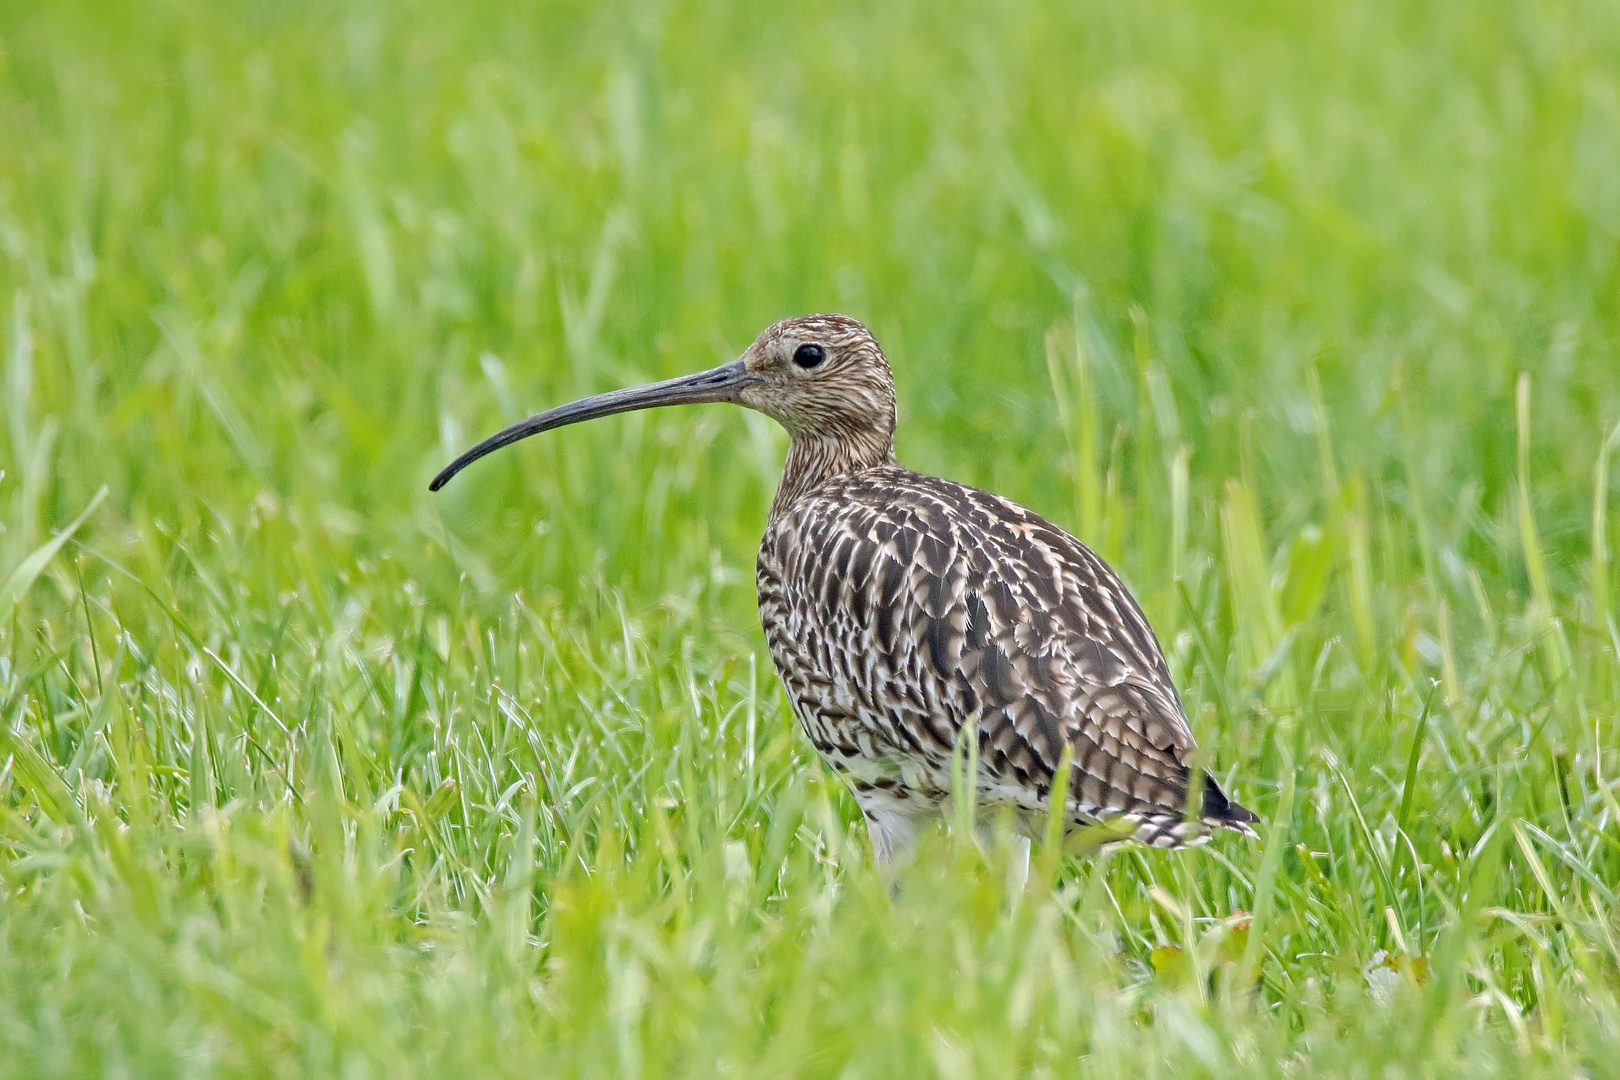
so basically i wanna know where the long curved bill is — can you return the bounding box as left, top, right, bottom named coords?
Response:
left=429, top=358, right=755, bottom=491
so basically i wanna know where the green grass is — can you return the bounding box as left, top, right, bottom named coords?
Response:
left=3, top=0, right=1620, bottom=1074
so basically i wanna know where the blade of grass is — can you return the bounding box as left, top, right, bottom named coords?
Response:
left=0, top=486, right=107, bottom=626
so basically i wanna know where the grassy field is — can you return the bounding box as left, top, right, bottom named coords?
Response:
left=3, top=0, right=1620, bottom=1074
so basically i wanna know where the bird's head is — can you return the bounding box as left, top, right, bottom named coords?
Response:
left=430, top=313, right=896, bottom=491
left=736, top=314, right=896, bottom=445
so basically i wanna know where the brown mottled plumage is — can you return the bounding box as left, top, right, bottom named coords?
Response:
left=432, top=314, right=1256, bottom=863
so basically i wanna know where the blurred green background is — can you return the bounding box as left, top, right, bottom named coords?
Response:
left=2, top=0, right=1619, bottom=1075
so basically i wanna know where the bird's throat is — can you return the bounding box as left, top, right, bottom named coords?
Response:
left=771, top=430, right=897, bottom=521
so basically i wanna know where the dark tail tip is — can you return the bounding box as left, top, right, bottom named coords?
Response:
left=1201, top=774, right=1259, bottom=825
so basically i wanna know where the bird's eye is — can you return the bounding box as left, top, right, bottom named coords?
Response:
left=792, top=344, right=825, bottom=370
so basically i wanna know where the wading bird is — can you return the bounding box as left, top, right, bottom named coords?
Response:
left=432, top=315, right=1255, bottom=868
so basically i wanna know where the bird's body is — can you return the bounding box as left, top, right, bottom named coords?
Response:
left=432, top=313, right=1255, bottom=864
left=759, top=465, right=1251, bottom=857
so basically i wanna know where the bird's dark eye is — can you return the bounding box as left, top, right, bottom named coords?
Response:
left=792, top=343, right=825, bottom=370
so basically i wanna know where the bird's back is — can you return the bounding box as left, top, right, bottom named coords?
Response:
left=756, top=465, right=1255, bottom=852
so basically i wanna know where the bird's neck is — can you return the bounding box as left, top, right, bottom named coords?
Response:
left=771, top=430, right=896, bottom=520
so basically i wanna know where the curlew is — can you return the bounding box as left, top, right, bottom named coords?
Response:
left=432, top=314, right=1255, bottom=867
